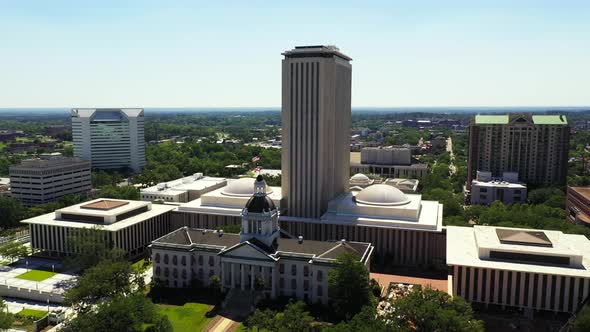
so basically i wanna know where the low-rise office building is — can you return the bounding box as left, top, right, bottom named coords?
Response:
left=566, top=186, right=590, bottom=226
left=350, top=149, right=428, bottom=179
left=470, top=171, right=527, bottom=205
left=447, top=225, right=590, bottom=313
left=9, top=153, right=91, bottom=206
left=150, top=176, right=373, bottom=304
left=21, top=198, right=175, bottom=258
left=140, top=174, right=226, bottom=203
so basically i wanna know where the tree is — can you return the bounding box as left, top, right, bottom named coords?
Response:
left=328, top=252, right=373, bottom=320
left=64, top=227, right=125, bottom=270
left=61, top=294, right=172, bottom=332
left=209, top=275, right=221, bottom=297
left=0, top=197, right=27, bottom=228
left=99, top=185, right=140, bottom=200
left=65, top=260, right=137, bottom=312
left=387, top=288, right=484, bottom=332
left=324, top=306, right=390, bottom=332
left=0, top=241, right=29, bottom=262
left=574, top=306, right=590, bottom=332
left=0, top=298, right=15, bottom=330
left=246, top=300, right=314, bottom=332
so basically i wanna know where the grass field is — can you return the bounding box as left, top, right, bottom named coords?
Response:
left=158, top=303, right=212, bottom=332
left=15, top=269, right=57, bottom=281
left=17, top=308, right=48, bottom=319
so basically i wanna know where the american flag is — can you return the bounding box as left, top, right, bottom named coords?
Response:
left=251, top=155, right=261, bottom=162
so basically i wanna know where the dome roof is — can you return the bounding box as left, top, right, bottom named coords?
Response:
left=355, top=184, right=410, bottom=206
left=245, top=195, right=276, bottom=213
left=350, top=173, right=371, bottom=183
left=221, top=177, right=273, bottom=197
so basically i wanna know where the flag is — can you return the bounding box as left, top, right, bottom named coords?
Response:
left=252, top=155, right=261, bottom=162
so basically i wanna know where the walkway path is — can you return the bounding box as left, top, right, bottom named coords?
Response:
left=207, top=315, right=238, bottom=332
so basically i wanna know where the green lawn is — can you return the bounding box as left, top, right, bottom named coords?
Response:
left=158, top=303, right=212, bottom=332
left=17, top=308, right=48, bottom=319
left=16, top=269, right=57, bottom=281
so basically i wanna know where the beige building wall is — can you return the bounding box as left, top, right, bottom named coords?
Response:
left=281, top=46, right=352, bottom=219
left=452, top=265, right=590, bottom=313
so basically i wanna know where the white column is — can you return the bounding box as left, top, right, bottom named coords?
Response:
left=251, top=265, right=255, bottom=290
left=231, top=263, right=235, bottom=289
left=271, top=267, right=277, bottom=299
left=241, top=264, right=245, bottom=290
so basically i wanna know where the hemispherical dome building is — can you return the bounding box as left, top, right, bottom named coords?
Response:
left=354, top=184, right=410, bottom=206
left=221, top=177, right=273, bottom=197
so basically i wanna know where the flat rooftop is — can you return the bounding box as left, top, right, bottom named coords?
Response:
left=569, top=186, right=590, bottom=201
left=447, top=226, right=590, bottom=277
left=475, top=114, right=567, bottom=125
left=20, top=199, right=176, bottom=231
left=141, top=176, right=226, bottom=195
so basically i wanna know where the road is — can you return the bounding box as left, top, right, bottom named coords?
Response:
left=447, top=137, right=456, bottom=175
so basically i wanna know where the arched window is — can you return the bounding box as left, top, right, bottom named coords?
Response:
left=155, top=253, right=160, bottom=263
left=164, top=254, right=169, bottom=264
left=173, top=255, right=178, bottom=265
left=155, top=266, right=161, bottom=276
left=317, top=270, right=323, bottom=282
left=181, top=256, right=186, bottom=266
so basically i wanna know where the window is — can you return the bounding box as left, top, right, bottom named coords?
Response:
left=480, top=188, right=488, bottom=193
left=279, top=264, right=284, bottom=274
left=291, top=265, right=297, bottom=276
left=304, top=280, right=309, bottom=291
left=280, top=278, right=284, bottom=288
left=173, top=256, right=178, bottom=265
left=209, top=256, right=214, bottom=266
left=304, top=266, right=309, bottom=277
left=317, top=285, right=323, bottom=296
left=164, top=254, right=169, bottom=264
left=155, top=253, right=160, bottom=263
left=182, top=270, right=187, bottom=279
left=173, top=269, right=178, bottom=278
left=191, top=256, right=196, bottom=264
left=164, top=268, right=169, bottom=277
left=209, top=270, right=214, bottom=277
left=291, top=279, right=297, bottom=290
left=155, top=267, right=161, bottom=276
left=480, top=195, right=487, bottom=200
left=317, top=270, right=323, bottom=282
left=198, top=255, right=203, bottom=266
left=198, top=268, right=204, bottom=279
left=181, top=256, right=186, bottom=266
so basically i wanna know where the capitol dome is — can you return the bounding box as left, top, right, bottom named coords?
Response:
left=355, top=184, right=410, bottom=206
left=221, top=177, right=273, bottom=197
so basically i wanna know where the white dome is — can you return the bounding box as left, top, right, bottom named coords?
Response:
left=355, top=184, right=410, bottom=206
left=350, top=173, right=371, bottom=184
left=221, top=178, right=273, bottom=197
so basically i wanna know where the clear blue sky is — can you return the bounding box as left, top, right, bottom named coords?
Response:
left=1, top=0, right=589, bottom=108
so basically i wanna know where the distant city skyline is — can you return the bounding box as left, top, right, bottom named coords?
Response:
left=1, top=1, right=589, bottom=108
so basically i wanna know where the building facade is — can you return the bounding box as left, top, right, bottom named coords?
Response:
left=470, top=171, right=527, bottom=205
left=150, top=176, right=373, bottom=304
left=566, top=186, right=590, bottom=226
left=467, top=114, right=569, bottom=188
left=281, top=45, right=352, bottom=219
left=71, top=108, right=146, bottom=172
left=448, top=226, right=590, bottom=313
left=9, top=153, right=91, bottom=206
left=21, top=199, right=175, bottom=258
left=140, top=174, right=226, bottom=203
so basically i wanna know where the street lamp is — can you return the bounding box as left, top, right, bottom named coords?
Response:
left=52, top=264, right=55, bottom=273
left=46, top=298, right=49, bottom=313
left=26, top=261, right=28, bottom=272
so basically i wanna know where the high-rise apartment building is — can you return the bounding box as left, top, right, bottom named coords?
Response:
left=467, top=114, right=569, bottom=189
left=71, top=108, right=146, bottom=172
left=9, top=153, right=91, bottom=206
left=281, top=45, right=352, bottom=219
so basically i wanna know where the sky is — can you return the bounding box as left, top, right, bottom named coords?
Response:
left=0, top=0, right=589, bottom=108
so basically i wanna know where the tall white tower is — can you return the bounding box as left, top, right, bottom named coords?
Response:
left=71, top=108, right=146, bottom=172
left=281, top=45, right=352, bottom=219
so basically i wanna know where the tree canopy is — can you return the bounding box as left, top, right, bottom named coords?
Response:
left=328, top=253, right=373, bottom=320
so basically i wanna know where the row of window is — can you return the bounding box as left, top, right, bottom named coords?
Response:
left=154, top=253, right=215, bottom=267
left=278, top=263, right=322, bottom=281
